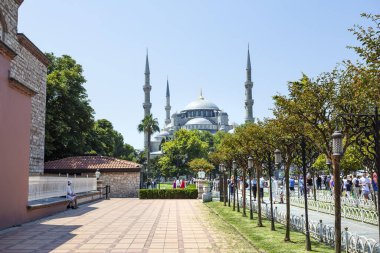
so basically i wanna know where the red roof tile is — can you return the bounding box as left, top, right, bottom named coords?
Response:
left=44, top=156, right=141, bottom=170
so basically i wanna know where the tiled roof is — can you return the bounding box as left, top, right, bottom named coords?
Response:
left=45, top=156, right=141, bottom=170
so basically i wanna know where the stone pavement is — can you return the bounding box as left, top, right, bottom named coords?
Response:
left=0, top=199, right=253, bottom=253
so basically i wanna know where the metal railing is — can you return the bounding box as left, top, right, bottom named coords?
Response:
left=236, top=197, right=380, bottom=252
left=28, top=176, right=97, bottom=201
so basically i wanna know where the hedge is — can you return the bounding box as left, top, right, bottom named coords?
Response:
left=138, top=188, right=198, bottom=199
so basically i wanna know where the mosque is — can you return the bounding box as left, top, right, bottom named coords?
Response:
left=142, top=48, right=254, bottom=157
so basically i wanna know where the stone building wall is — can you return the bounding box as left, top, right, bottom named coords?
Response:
left=101, top=172, right=140, bottom=198
left=0, top=0, right=48, bottom=174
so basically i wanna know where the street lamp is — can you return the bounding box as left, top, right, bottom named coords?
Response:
left=248, top=157, right=254, bottom=220
left=332, top=130, right=343, bottom=253
left=232, top=160, right=237, bottom=212
left=300, top=137, right=311, bottom=251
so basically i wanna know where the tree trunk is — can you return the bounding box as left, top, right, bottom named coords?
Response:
left=284, top=163, right=291, bottom=241
left=257, top=165, right=263, bottom=227
left=333, top=157, right=341, bottom=253
left=242, top=169, right=247, bottom=217
left=233, top=170, right=236, bottom=211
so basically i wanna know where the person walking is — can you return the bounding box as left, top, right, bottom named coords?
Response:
left=316, top=175, right=322, bottom=190
left=299, top=177, right=304, bottom=197
left=259, top=176, right=265, bottom=203
left=360, top=172, right=371, bottom=201
left=289, top=177, right=295, bottom=195
left=252, top=177, right=257, bottom=201
left=345, top=175, right=353, bottom=198
left=353, top=175, right=361, bottom=199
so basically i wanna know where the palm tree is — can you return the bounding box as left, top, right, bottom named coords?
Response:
left=137, top=114, right=160, bottom=177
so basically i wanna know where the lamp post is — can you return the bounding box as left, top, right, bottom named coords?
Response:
left=332, top=130, right=343, bottom=253
left=219, top=164, right=227, bottom=206
left=301, top=137, right=311, bottom=251
left=248, top=157, right=254, bottom=220
left=268, top=152, right=275, bottom=231
left=232, top=161, right=237, bottom=212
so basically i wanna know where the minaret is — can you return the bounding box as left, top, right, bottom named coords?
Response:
left=143, top=51, right=152, bottom=150
left=245, top=45, right=254, bottom=122
left=165, top=78, right=171, bottom=126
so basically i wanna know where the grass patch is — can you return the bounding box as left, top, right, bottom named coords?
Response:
left=205, top=202, right=334, bottom=253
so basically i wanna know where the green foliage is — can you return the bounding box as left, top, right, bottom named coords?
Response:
left=158, top=129, right=209, bottom=177
left=45, top=53, right=94, bottom=161
left=45, top=54, right=138, bottom=162
left=138, top=188, right=198, bottom=199
left=188, top=158, right=214, bottom=173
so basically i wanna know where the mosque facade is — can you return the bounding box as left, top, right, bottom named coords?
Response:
left=143, top=48, right=254, bottom=157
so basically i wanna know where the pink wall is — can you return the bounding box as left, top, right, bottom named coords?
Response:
left=0, top=54, right=32, bottom=229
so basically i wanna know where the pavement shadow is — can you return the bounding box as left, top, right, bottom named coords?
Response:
left=0, top=224, right=80, bottom=252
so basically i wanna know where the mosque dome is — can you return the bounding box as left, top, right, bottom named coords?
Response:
left=184, top=93, right=219, bottom=111
left=157, top=131, right=170, bottom=137
left=185, top=118, right=213, bottom=125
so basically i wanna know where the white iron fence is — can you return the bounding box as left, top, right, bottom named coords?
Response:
left=237, top=198, right=380, bottom=253
left=28, top=176, right=97, bottom=201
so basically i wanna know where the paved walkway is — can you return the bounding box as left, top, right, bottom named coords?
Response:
left=0, top=199, right=253, bottom=253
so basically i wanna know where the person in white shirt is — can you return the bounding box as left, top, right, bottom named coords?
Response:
left=271, top=177, right=278, bottom=203
left=67, top=180, right=78, bottom=209
left=360, top=172, right=371, bottom=200
left=176, top=179, right=180, bottom=188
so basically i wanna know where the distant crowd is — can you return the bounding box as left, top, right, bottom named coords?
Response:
left=218, top=170, right=378, bottom=202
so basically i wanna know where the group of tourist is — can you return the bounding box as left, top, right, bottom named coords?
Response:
left=146, top=179, right=158, bottom=189
left=172, top=178, right=186, bottom=189
left=227, top=175, right=280, bottom=203
left=289, top=171, right=378, bottom=201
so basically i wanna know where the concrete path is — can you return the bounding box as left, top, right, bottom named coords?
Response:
left=0, top=199, right=253, bottom=253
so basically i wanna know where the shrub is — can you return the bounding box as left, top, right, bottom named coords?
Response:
left=138, top=188, right=198, bottom=199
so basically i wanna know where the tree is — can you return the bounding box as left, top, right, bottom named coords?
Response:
left=188, top=158, right=214, bottom=173
left=158, top=129, right=209, bottom=178
left=45, top=54, right=94, bottom=161
left=137, top=114, right=160, bottom=174
left=89, top=119, right=117, bottom=156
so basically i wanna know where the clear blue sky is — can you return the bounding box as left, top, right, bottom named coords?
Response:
left=19, top=1, right=379, bottom=150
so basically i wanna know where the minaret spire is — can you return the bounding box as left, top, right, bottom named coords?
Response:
left=165, top=77, right=171, bottom=126
left=245, top=45, right=254, bottom=122
left=143, top=50, right=152, bottom=150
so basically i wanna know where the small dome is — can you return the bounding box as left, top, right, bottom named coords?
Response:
left=185, top=118, right=213, bottom=125
left=184, top=94, right=219, bottom=111
left=157, top=131, right=170, bottom=137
